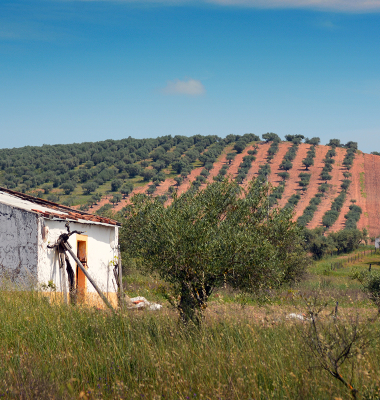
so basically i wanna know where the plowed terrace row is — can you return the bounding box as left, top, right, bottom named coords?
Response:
left=91, top=143, right=380, bottom=238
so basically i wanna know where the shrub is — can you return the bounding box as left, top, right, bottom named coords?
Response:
left=262, top=132, right=281, bottom=143
left=298, top=173, right=311, bottom=188
left=60, top=181, right=76, bottom=195
left=284, top=193, right=301, bottom=210
left=344, top=204, right=362, bottom=229
left=279, top=160, right=293, bottom=171
left=302, top=157, right=314, bottom=170
left=297, top=195, right=322, bottom=227
left=111, top=179, right=122, bottom=192
left=353, top=269, right=380, bottom=313
left=277, top=172, right=290, bottom=181
left=321, top=172, right=332, bottom=181
left=304, top=137, right=320, bottom=145
left=82, top=181, right=99, bottom=195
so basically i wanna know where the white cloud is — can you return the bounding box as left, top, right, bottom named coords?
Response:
left=78, top=0, right=380, bottom=12
left=161, top=79, right=206, bottom=96
left=206, top=0, right=380, bottom=12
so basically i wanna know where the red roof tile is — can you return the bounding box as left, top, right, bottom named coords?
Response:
left=1, top=187, right=120, bottom=226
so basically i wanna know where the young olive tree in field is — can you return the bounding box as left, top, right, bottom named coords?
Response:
left=120, top=180, right=310, bottom=324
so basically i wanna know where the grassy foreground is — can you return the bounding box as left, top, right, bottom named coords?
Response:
left=0, top=289, right=380, bottom=400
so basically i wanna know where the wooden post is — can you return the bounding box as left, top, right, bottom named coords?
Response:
left=63, top=242, right=114, bottom=311
left=59, top=251, right=68, bottom=304
left=117, top=247, right=124, bottom=308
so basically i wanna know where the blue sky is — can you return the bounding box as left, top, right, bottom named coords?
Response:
left=1, top=0, right=379, bottom=152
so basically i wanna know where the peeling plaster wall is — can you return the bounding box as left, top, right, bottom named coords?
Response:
left=0, top=203, right=38, bottom=286
left=38, top=219, right=118, bottom=295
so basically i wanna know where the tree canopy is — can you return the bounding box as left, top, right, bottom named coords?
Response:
left=120, top=179, right=310, bottom=324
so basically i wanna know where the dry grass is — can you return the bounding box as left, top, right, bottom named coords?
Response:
left=0, top=288, right=380, bottom=399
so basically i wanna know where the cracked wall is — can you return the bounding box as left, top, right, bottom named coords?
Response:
left=38, top=219, right=119, bottom=294
left=0, top=203, right=38, bottom=286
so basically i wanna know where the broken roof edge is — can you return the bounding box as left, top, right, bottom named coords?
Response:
left=0, top=186, right=121, bottom=227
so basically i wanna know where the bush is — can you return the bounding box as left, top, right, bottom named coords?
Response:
left=226, top=153, right=236, bottom=164
left=344, top=204, right=362, bottom=229
left=233, top=141, right=247, bottom=154
left=82, top=181, right=99, bottom=195
left=322, top=190, right=348, bottom=228
left=304, top=137, right=320, bottom=145
left=111, top=179, right=122, bottom=192
left=279, top=160, right=293, bottom=171
left=60, top=181, right=76, bottom=195
left=262, top=132, right=281, bottom=143
left=353, top=269, right=380, bottom=313
left=121, top=183, right=134, bottom=198
left=284, top=194, right=301, bottom=210
left=330, top=228, right=364, bottom=253
left=297, top=196, right=322, bottom=227
left=257, top=164, right=271, bottom=182
left=298, top=173, right=311, bottom=188
left=328, top=138, right=341, bottom=147
left=341, top=179, right=352, bottom=192
left=302, top=157, right=314, bottom=170
left=321, top=172, right=332, bottom=181
left=277, top=172, right=290, bottom=181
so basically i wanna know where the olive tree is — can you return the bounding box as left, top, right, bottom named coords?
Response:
left=120, top=180, right=309, bottom=324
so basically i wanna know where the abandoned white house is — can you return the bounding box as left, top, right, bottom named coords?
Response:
left=0, top=187, right=121, bottom=307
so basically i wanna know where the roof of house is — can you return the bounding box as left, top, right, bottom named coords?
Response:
left=0, top=187, right=120, bottom=227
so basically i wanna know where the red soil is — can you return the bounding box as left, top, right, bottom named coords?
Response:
left=152, top=177, right=177, bottom=197
left=363, top=153, right=380, bottom=237
left=306, top=147, right=346, bottom=230
left=227, top=146, right=253, bottom=178
left=292, top=145, right=331, bottom=221
left=207, top=153, right=228, bottom=181
left=276, top=144, right=310, bottom=209
left=173, top=166, right=204, bottom=197
left=90, top=195, right=112, bottom=213
left=85, top=143, right=380, bottom=237
left=329, top=151, right=366, bottom=232
left=112, top=184, right=148, bottom=212
left=241, top=143, right=271, bottom=190
left=266, top=142, right=293, bottom=186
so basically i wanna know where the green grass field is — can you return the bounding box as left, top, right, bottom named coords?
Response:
left=1, top=249, right=380, bottom=399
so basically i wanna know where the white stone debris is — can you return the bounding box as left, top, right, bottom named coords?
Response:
left=126, top=296, right=163, bottom=311
left=286, top=313, right=309, bottom=321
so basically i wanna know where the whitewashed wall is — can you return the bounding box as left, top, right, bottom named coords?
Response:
left=0, top=203, right=38, bottom=286
left=38, top=218, right=119, bottom=294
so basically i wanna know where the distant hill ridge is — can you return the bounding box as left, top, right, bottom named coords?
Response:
left=0, top=135, right=379, bottom=237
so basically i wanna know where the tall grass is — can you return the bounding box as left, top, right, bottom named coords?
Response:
left=0, top=290, right=379, bottom=399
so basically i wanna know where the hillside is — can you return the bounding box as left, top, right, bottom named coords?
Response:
left=1, top=136, right=379, bottom=237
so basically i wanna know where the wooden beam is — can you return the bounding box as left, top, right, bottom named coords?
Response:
left=63, top=242, right=114, bottom=311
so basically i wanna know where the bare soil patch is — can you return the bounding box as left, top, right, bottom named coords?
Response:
left=363, top=153, right=380, bottom=237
